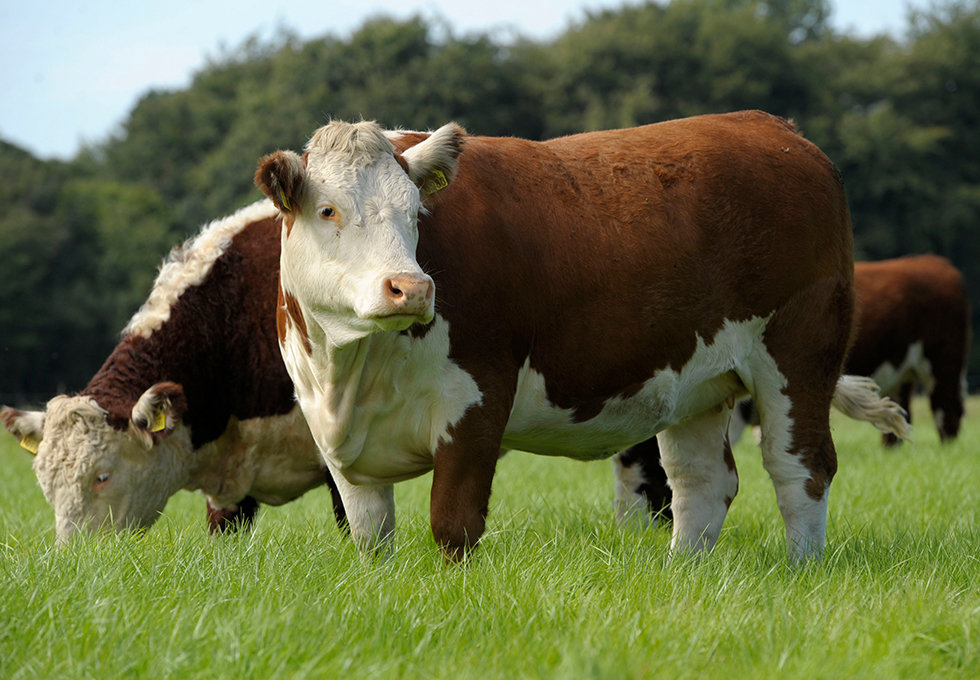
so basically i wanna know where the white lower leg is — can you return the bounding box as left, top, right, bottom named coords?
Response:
left=329, top=468, right=395, bottom=556
left=772, top=478, right=829, bottom=561
left=658, top=410, right=738, bottom=556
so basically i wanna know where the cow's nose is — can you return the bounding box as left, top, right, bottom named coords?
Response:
left=383, top=275, right=434, bottom=311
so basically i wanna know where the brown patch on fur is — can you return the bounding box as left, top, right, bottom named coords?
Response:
left=280, top=285, right=312, bottom=356
left=723, top=433, right=736, bottom=473
left=393, top=153, right=410, bottom=174
left=388, top=132, right=433, bottom=155
left=83, top=216, right=298, bottom=444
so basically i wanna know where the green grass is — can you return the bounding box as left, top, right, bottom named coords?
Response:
left=2, top=398, right=979, bottom=679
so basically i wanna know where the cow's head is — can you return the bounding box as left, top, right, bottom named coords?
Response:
left=255, top=121, right=464, bottom=344
left=2, top=382, right=189, bottom=545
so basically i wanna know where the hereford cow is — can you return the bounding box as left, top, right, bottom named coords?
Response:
left=256, top=111, right=908, bottom=563
left=850, top=255, right=970, bottom=444
left=1, top=201, right=345, bottom=545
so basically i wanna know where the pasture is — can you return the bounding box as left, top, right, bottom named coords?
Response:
left=1, top=398, right=979, bottom=679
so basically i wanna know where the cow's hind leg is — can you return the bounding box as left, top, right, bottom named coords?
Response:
left=751, top=276, right=851, bottom=561
left=658, top=405, right=738, bottom=556
left=614, top=437, right=673, bottom=527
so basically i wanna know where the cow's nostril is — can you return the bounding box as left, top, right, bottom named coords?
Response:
left=386, top=279, right=405, bottom=300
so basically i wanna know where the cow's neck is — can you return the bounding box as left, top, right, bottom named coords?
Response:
left=83, top=323, right=236, bottom=447
left=303, top=315, right=377, bottom=457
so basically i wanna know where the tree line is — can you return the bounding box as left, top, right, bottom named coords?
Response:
left=2, top=0, right=978, bottom=403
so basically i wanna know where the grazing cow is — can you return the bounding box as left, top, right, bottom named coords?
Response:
left=850, top=255, right=970, bottom=444
left=256, top=111, right=908, bottom=563
left=1, top=201, right=345, bottom=545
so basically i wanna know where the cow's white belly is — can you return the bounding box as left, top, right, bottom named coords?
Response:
left=502, top=317, right=763, bottom=458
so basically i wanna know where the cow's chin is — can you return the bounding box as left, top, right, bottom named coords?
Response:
left=370, top=311, right=434, bottom=333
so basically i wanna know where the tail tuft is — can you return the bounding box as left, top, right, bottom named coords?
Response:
left=832, top=375, right=912, bottom=442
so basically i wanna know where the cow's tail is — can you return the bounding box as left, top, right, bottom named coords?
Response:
left=832, top=375, right=912, bottom=441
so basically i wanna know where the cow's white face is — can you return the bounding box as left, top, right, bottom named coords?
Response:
left=257, top=121, right=464, bottom=345
left=2, top=385, right=189, bottom=546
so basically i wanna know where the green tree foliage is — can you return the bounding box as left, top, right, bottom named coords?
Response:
left=2, top=1, right=980, bottom=401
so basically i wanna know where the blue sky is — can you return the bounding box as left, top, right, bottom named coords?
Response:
left=0, top=0, right=930, bottom=160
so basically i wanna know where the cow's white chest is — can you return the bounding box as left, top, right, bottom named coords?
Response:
left=501, top=317, right=768, bottom=458
left=286, top=314, right=482, bottom=485
left=870, top=340, right=933, bottom=396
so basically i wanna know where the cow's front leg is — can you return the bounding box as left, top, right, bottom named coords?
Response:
left=657, top=404, right=738, bottom=557
left=327, top=467, right=395, bottom=557
left=429, top=400, right=508, bottom=561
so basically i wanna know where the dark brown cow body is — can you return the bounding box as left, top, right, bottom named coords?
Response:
left=849, top=255, right=970, bottom=443
left=258, top=112, right=908, bottom=562
left=2, top=203, right=345, bottom=541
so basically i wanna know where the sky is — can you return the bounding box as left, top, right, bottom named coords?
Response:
left=0, top=0, right=932, bottom=161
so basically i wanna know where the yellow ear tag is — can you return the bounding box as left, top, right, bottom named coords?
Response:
left=150, top=409, right=167, bottom=433
left=278, top=188, right=291, bottom=211
left=422, top=169, right=449, bottom=196
left=20, top=435, right=40, bottom=455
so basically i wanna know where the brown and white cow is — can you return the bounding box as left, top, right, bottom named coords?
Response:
left=1, top=201, right=345, bottom=545
left=850, top=255, right=970, bottom=444
left=256, top=112, right=908, bottom=562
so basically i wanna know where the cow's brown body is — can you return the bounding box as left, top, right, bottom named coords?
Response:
left=259, top=112, right=909, bottom=561
left=849, top=255, right=970, bottom=442
left=401, top=113, right=851, bottom=556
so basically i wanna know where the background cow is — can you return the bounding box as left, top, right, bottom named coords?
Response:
left=849, top=255, right=970, bottom=444
left=257, top=111, right=908, bottom=564
left=1, top=201, right=346, bottom=544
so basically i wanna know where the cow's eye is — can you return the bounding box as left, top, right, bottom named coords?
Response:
left=318, top=206, right=336, bottom=220
left=94, top=472, right=112, bottom=491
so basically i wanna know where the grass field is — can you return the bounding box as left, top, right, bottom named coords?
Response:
left=2, top=397, right=979, bottom=679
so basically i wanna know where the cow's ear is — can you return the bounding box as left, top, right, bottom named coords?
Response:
left=130, top=382, right=187, bottom=449
left=1, top=406, right=45, bottom=456
left=255, top=150, right=306, bottom=213
left=401, top=123, right=465, bottom=197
